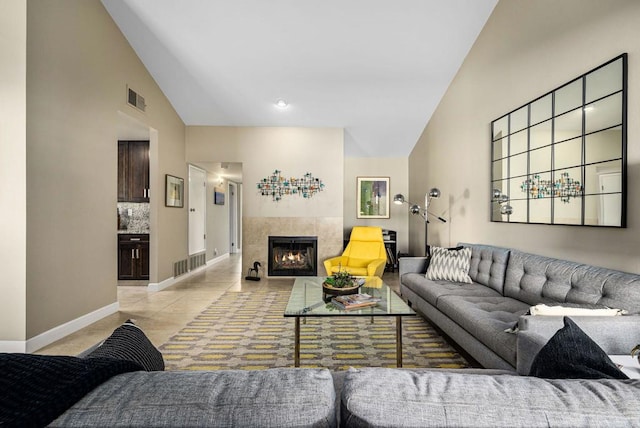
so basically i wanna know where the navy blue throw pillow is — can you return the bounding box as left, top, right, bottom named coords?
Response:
left=529, top=317, right=628, bottom=379
left=86, top=320, right=164, bottom=371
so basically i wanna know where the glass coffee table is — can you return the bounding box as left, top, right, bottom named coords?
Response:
left=284, top=276, right=416, bottom=367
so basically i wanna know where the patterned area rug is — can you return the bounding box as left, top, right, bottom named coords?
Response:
left=160, top=290, right=469, bottom=371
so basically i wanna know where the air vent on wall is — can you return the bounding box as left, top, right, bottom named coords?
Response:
left=127, top=86, right=146, bottom=112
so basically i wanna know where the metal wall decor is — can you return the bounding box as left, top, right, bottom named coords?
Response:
left=257, top=169, right=325, bottom=201
left=491, top=54, right=627, bottom=227
left=520, top=172, right=582, bottom=203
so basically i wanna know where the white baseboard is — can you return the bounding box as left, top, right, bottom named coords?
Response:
left=0, top=301, right=120, bottom=354
left=0, top=341, right=28, bottom=353
left=207, top=253, right=230, bottom=266
left=148, top=253, right=230, bottom=292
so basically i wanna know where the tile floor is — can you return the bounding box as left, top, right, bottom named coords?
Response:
left=36, top=254, right=401, bottom=356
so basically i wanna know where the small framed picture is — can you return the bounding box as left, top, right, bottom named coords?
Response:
left=357, top=177, right=390, bottom=219
left=165, top=174, right=184, bottom=208
left=214, top=190, right=225, bottom=205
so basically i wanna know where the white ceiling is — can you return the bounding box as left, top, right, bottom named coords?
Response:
left=103, top=0, right=497, bottom=158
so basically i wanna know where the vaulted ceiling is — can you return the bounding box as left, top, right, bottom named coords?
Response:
left=103, top=0, right=497, bottom=158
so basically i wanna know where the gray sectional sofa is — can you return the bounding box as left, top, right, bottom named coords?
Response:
left=400, top=243, right=640, bottom=371
left=12, top=243, right=640, bottom=427
left=50, top=364, right=640, bottom=427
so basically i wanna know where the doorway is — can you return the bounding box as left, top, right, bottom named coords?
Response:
left=229, top=182, right=238, bottom=254
left=189, top=165, right=207, bottom=255
left=598, top=172, right=622, bottom=226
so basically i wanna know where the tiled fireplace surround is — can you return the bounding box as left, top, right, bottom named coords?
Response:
left=242, top=217, right=343, bottom=278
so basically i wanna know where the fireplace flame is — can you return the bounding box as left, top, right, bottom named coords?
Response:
left=282, top=252, right=303, bottom=263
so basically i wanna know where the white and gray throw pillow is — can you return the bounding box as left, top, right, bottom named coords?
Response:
left=426, top=246, right=473, bottom=283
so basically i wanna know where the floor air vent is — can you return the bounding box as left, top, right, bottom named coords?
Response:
left=174, top=259, right=188, bottom=277
left=189, top=253, right=206, bottom=271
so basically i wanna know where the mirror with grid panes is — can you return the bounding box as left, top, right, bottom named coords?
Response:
left=491, top=54, right=627, bottom=227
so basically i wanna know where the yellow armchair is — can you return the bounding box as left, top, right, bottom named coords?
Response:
left=324, top=226, right=387, bottom=278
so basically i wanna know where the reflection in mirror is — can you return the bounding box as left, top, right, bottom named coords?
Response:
left=530, top=94, right=552, bottom=125
left=529, top=146, right=551, bottom=174
left=510, top=152, right=527, bottom=177
left=585, top=128, right=622, bottom=164
left=554, top=138, right=582, bottom=170
left=508, top=199, right=527, bottom=222
left=511, top=106, right=528, bottom=133
left=492, top=117, right=508, bottom=141
left=585, top=92, right=622, bottom=133
left=492, top=158, right=509, bottom=181
left=585, top=194, right=621, bottom=226
left=530, top=198, right=551, bottom=223
left=586, top=58, right=623, bottom=103
left=510, top=130, right=528, bottom=155
left=584, top=160, right=621, bottom=194
left=490, top=54, right=626, bottom=227
left=554, top=109, right=583, bottom=141
left=554, top=197, right=581, bottom=225
left=529, top=120, right=552, bottom=150
left=493, top=137, right=508, bottom=161
left=555, top=79, right=582, bottom=115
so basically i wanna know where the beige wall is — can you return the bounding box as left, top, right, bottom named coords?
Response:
left=0, top=0, right=27, bottom=342
left=410, top=0, right=640, bottom=272
left=187, top=126, right=344, bottom=217
left=343, top=158, right=410, bottom=254
left=16, top=0, right=187, bottom=342
left=205, top=173, right=231, bottom=260
left=186, top=126, right=344, bottom=275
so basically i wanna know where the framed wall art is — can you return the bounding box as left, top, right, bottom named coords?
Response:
left=214, top=190, right=225, bottom=205
left=357, top=176, right=390, bottom=219
left=165, top=174, right=184, bottom=208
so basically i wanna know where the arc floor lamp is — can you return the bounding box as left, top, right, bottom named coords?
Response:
left=394, top=188, right=446, bottom=256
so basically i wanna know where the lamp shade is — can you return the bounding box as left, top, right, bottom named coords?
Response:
left=393, top=194, right=406, bottom=204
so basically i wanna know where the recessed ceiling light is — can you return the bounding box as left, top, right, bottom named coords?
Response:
left=275, top=99, right=289, bottom=109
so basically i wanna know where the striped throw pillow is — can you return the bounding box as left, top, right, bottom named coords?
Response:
left=86, top=320, right=164, bottom=371
left=426, top=246, right=473, bottom=283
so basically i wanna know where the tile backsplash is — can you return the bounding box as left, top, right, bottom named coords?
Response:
left=118, top=202, right=150, bottom=233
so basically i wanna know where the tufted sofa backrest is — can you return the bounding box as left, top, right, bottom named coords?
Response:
left=504, top=249, right=640, bottom=313
left=459, top=243, right=511, bottom=294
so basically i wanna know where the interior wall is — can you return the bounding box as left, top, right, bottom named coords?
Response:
left=205, top=173, right=230, bottom=261
left=186, top=126, right=344, bottom=219
left=409, top=0, right=640, bottom=273
left=186, top=126, right=344, bottom=275
left=0, top=0, right=27, bottom=344
left=343, top=158, right=410, bottom=254
left=24, top=0, right=186, bottom=340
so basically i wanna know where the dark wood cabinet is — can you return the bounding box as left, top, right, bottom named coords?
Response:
left=118, top=234, right=149, bottom=280
left=118, top=140, right=149, bottom=202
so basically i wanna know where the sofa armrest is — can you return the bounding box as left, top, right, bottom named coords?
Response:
left=399, top=257, right=428, bottom=277
left=516, top=315, right=640, bottom=375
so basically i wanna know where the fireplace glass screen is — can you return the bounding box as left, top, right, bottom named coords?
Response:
left=268, top=236, right=318, bottom=276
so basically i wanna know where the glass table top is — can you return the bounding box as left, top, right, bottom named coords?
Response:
left=284, top=276, right=416, bottom=317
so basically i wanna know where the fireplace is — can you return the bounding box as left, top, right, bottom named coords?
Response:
left=268, top=236, right=318, bottom=276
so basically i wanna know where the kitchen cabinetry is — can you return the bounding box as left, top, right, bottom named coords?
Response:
left=118, top=234, right=149, bottom=280
left=118, top=140, right=149, bottom=202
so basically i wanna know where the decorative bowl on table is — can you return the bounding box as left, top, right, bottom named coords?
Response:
left=322, top=271, right=362, bottom=301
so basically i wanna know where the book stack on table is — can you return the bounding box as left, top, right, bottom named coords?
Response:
left=331, top=293, right=381, bottom=310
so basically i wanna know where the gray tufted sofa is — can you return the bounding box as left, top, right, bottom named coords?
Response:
left=399, top=243, right=640, bottom=371
left=49, top=364, right=640, bottom=427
